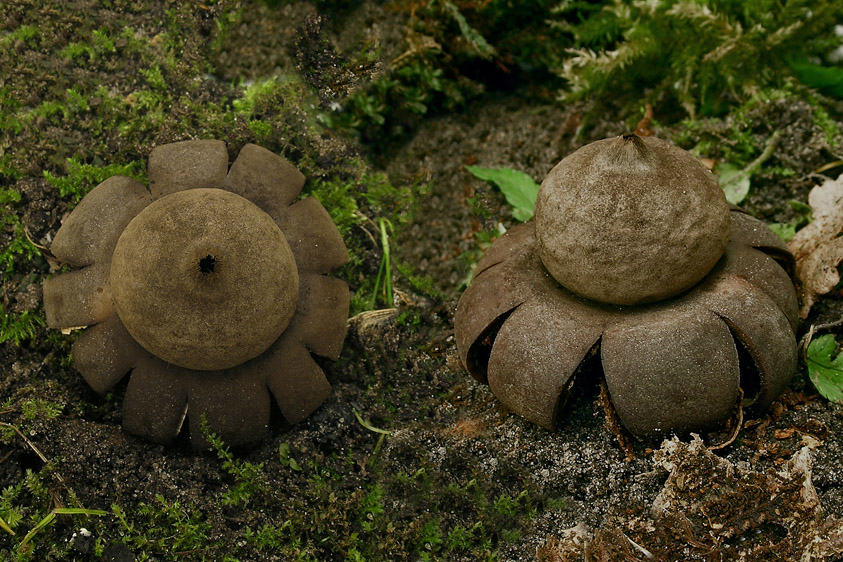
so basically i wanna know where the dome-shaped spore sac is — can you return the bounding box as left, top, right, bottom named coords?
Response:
left=534, top=134, right=731, bottom=305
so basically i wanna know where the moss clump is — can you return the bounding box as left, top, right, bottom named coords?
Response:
left=304, top=0, right=567, bottom=150
left=555, top=0, right=843, bottom=122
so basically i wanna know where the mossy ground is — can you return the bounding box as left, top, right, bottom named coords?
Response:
left=2, top=1, right=843, bottom=561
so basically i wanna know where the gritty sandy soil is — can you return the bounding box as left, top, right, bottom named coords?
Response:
left=2, top=1, right=843, bottom=561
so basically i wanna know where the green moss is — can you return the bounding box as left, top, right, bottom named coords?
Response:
left=1, top=24, right=39, bottom=47
left=556, top=0, right=843, bottom=122
left=201, top=417, right=266, bottom=508
left=43, top=157, right=146, bottom=204
left=305, top=168, right=424, bottom=314
left=232, top=78, right=283, bottom=115
left=359, top=484, right=385, bottom=531
left=306, top=176, right=364, bottom=237
left=0, top=463, right=104, bottom=562
left=91, top=29, right=115, bottom=55
left=59, top=42, right=95, bottom=62
left=64, top=88, right=90, bottom=114
left=396, top=308, right=423, bottom=330
left=807, top=95, right=843, bottom=147
left=0, top=188, right=20, bottom=205
left=112, top=496, right=214, bottom=559
left=247, top=119, right=273, bottom=142
left=20, top=400, right=62, bottom=423
left=416, top=517, right=444, bottom=555
left=447, top=522, right=483, bottom=551
left=0, top=217, right=40, bottom=279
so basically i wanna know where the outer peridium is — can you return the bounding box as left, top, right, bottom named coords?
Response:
left=455, top=211, right=797, bottom=437
left=43, top=140, right=350, bottom=446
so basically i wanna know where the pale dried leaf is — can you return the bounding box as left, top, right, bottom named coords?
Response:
left=796, top=237, right=843, bottom=318
left=790, top=174, right=843, bottom=253
left=788, top=174, right=843, bottom=318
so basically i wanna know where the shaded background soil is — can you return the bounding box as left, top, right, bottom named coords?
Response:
left=2, top=1, right=843, bottom=561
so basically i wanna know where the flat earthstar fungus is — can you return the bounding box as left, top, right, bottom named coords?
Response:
left=455, top=134, right=799, bottom=437
left=43, top=140, right=350, bottom=447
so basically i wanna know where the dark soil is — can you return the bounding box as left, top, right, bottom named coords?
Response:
left=2, top=1, right=843, bottom=561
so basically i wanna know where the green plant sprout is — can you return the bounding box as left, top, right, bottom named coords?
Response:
left=717, top=130, right=781, bottom=204
left=371, top=218, right=394, bottom=308
left=0, top=215, right=41, bottom=279
left=17, top=507, right=107, bottom=551
left=465, top=165, right=539, bottom=221
left=769, top=200, right=814, bottom=242
left=352, top=408, right=392, bottom=436
left=278, top=443, right=302, bottom=472
left=353, top=408, right=392, bottom=466
left=806, top=334, right=843, bottom=402
left=200, top=417, right=266, bottom=508
left=112, top=495, right=213, bottom=557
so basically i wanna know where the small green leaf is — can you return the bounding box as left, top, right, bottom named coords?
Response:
left=806, top=334, right=843, bottom=403
left=278, top=443, right=302, bottom=471
left=769, top=222, right=796, bottom=242
left=466, top=165, right=539, bottom=222
left=717, top=162, right=751, bottom=205
left=789, top=199, right=813, bottom=217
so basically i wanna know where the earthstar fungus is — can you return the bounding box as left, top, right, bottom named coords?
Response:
left=456, top=134, right=799, bottom=437
left=44, top=140, right=350, bottom=446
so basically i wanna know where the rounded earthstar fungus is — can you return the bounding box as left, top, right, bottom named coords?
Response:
left=43, top=140, right=350, bottom=447
left=455, top=134, right=799, bottom=437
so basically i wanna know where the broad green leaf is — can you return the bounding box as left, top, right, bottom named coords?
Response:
left=717, top=162, right=751, bottom=205
left=788, top=57, right=843, bottom=99
left=806, top=334, right=843, bottom=403
left=466, top=165, right=539, bottom=222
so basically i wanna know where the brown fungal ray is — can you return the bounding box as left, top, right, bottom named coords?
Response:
left=288, top=274, right=351, bottom=360
left=43, top=176, right=152, bottom=328
left=472, top=218, right=536, bottom=278
left=278, top=197, right=350, bottom=275
left=123, top=352, right=276, bottom=447
left=722, top=210, right=798, bottom=329
left=184, top=365, right=272, bottom=448
left=224, top=142, right=305, bottom=221
left=121, top=355, right=190, bottom=444
left=534, top=134, right=731, bottom=305
left=694, top=275, right=798, bottom=411
left=43, top=264, right=115, bottom=329
left=602, top=307, right=741, bottom=436
left=147, top=139, right=229, bottom=199
left=487, top=294, right=604, bottom=429
left=454, top=222, right=554, bottom=382
left=730, top=207, right=796, bottom=276
left=72, top=314, right=147, bottom=393
left=713, top=243, right=799, bottom=331
left=49, top=176, right=153, bottom=267
left=264, top=335, right=333, bottom=425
